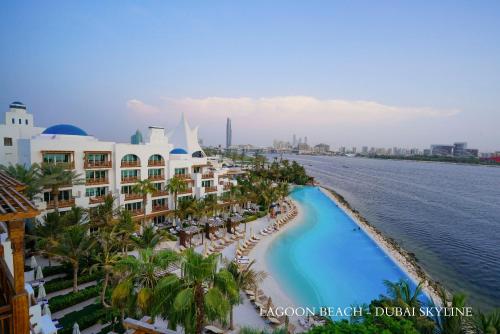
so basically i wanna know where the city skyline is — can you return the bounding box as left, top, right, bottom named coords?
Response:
left=1, top=1, right=500, bottom=150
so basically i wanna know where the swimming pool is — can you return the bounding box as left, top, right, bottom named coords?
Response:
left=267, top=186, right=419, bottom=313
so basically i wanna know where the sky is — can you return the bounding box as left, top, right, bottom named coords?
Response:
left=1, top=1, right=499, bottom=151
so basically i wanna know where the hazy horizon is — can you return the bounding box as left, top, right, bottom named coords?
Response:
left=1, top=1, right=499, bottom=151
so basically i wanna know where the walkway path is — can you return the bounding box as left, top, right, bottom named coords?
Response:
left=46, top=280, right=98, bottom=299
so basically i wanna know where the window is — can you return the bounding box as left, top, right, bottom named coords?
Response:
left=86, top=170, right=107, bottom=180
left=121, top=169, right=139, bottom=178
left=18, top=118, right=21, bottom=124
left=4, top=137, right=13, bottom=146
left=121, top=185, right=134, bottom=194
left=148, top=168, right=163, bottom=177
left=174, top=168, right=187, bottom=175
left=11, top=118, right=15, bottom=124
left=85, top=187, right=107, bottom=197
left=125, top=202, right=142, bottom=211
left=25, top=119, right=28, bottom=125
left=43, top=153, right=71, bottom=163
left=202, top=180, right=211, bottom=187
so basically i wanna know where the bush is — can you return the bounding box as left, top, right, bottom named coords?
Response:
left=43, top=265, right=71, bottom=277
left=58, top=303, right=108, bottom=334
left=44, top=272, right=102, bottom=293
left=49, top=284, right=101, bottom=312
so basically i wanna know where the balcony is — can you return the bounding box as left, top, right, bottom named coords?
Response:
left=84, top=160, right=112, bottom=169
left=152, top=190, right=169, bottom=198
left=127, top=209, right=144, bottom=217
left=89, top=196, right=106, bottom=204
left=152, top=204, right=169, bottom=212
left=202, top=173, right=214, bottom=179
left=175, top=174, right=191, bottom=180
left=124, top=193, right=142, bottom=201
left=178, top=188, right=193, bottom=195
left=121, top=161, right=140, bottom=168
left=204, top=186, right=218, bottom=193
left=46, top=198, right=75, bottom=209
left=148, top=174, right=165, bottom=181
left=85, top=178, right=109, bottom=185
left=148, top=160, right=165, bottom=167
left=43, top=161, right=74, bottom=170
left=121, top=176, right=139, bottom=184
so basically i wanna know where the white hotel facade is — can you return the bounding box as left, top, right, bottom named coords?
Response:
left=0, top=102, right=234, bottom=222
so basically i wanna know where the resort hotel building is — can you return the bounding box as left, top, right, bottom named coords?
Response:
left=0, top=101, right=236, bottom=222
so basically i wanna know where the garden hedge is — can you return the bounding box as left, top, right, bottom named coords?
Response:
left=44, top=272, right=102, bottom=293
left=49, top=284, right=101, bottom=312
left=58, top=303, right=107, bottom=334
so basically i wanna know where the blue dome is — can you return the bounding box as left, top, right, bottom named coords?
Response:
left=42, top=124, right=88, bottom=136
left=10, top=101, right=26, bottom=109
left=170, top=148, right=188, bottom=154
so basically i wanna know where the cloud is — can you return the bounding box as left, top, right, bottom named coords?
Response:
left=126, top=99, right=160, bottom=114
left=125, top=96, right=460, bottom=145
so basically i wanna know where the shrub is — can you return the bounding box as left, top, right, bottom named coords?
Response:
left=58, top=303, right=108, bottom=334
left=44, top=272, right=102, bottom=293
left=49, top=284, right=101, bottom=312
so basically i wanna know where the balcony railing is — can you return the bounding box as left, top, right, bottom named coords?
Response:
left=148, top=160, right=165, bottom=167
left=204, top=186, right=218, bottom=193
left=152, top=204, right=169, bottom=212
left=89, top=196, right=106, bottom=204
left=127, top=209, right=144, bottom=217
left=124, top=193, right=142, bottom=201
left=202, top=173, right=214, bottom=179
left=121, top=160, right=140, bottom=168
left=178, top=188, right=193, bottom=195
left=121, top=176, right=139, bottom=184
left=175, top=174, right=191, bottom=180
left=43, top=161, right=75, bottom=170
left=84, top=160, right=112, bottom=169
left=85, top=178, right=109, bottom=185
left=148, top=174, right=165, bottom=181
left=46, top=198, right=75, bottom=209
left=0, top=256, right=14, bottom=333
left=152, top=190, right=169, bottom=197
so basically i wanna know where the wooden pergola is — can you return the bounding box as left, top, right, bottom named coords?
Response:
left=0, top=171, right=39, bottom=334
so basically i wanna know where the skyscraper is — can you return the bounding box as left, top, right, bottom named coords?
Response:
left=130, top=129, right=143, bottom=144
left=226, top=118, right=232, bottom=148
left=292, top=134, right=297, bottom=148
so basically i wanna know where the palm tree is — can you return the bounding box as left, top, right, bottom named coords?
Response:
left=130, top=225, right=169, bottom=250
left=177, top=196, right=197, bottom=221
left=434, top=287, right=467, bottom=334
left=166, top=176, right=188, bottom=221
left=113, top=248, right=179, bottom=315
left=132, top=179, right=156, bottom=226
left=61, top=206, right=87, bottom=226
left=37, top=163, right=83, bottom=211
left=383, top=279, right=424, bottom=309
left=88, top=194, right=117, bottom=228
left=89, top=225, right=122, bottom=307
left=225, top=260, right=267, bottom=330
left=203, top=195, right=219, bottom=218
left=151, top=249, right=238, bottom=334
left=48, top=224, right=94, bottom=292
left=0, top=163, right=41, bottom=200
left=30, top=212, right=64, bottom=267
left=474, top=309, right=500, bottom=334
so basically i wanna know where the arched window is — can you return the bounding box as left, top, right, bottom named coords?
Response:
left=148, top=154, right=165, bottom=166
left=121, top=154, right=140, bottom=167
left=192, top=150, right=205, bottom=158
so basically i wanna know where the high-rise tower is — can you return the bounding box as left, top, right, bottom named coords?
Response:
left=226, top=118, right=232, bottom=148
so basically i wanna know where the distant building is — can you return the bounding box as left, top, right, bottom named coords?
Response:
left=351, top=147, right=357, bottom=154
left=339, top=146, right=346, bottom=154
left=226, top=118, right=232, bottom=149
left=292, top=134, right=297, bottom=148
left=130, top=129, right=143, bottom=145
left=362, top=146, right=368, bottom=155
left=431, top=145, right=454, bottom=156
left=423, top=149, right=431, bottom=156
left=314, top=143, right=330, bottom=153
left=304, top=136, right=308, bottom=145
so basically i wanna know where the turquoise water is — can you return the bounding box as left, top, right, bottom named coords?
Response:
left=267, top=186, right=418, bottom=312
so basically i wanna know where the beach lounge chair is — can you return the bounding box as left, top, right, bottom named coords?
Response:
left=204, top=325, right=225, bottom=334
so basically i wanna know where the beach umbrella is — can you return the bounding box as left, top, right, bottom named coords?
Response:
left=37, top=285, right=46, bottom=299
left=266, top=296, right=273, bottom=313
left=30, top=256, right=38, bottom=269
left=35, top=266, right=44, bottom=280
left=43, top=304, right=52, bottom=318
left=72, top=323, right=81, bottom=334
